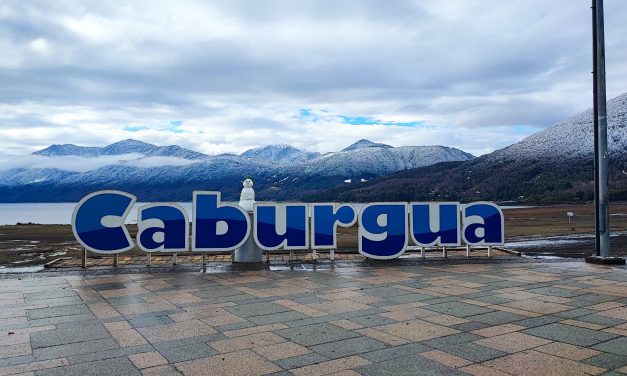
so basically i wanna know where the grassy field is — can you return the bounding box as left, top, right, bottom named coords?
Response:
left=1, top=202, right=626, bottom=265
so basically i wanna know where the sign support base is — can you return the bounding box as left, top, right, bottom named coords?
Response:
left=585, top=256, right=625, bottom=265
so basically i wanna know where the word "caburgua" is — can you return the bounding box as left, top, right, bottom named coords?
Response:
left=72, top=190, right=504, bottom=260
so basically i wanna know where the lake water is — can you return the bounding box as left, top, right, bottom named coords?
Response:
left=0, top=202, right=526, bottom=226
left=0, top=202, right=194, bottom=225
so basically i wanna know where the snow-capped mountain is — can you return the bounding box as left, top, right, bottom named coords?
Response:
left=291, top=145, right=473, bottom=177
left=488, top=92, right=627, bottom=162
left=341, top=139, right=393, bottom=152
left=316, top=92, right=627, bottom=203
left=0, top=138, right=474, bottom=202
left=241, top=144, right=320, bottom=164
left=34, top=139, right=208, bottom=160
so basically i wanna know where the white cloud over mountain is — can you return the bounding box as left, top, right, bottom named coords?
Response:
left=1, top=0, right=627, bottom=163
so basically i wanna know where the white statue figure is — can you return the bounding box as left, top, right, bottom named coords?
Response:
left=238, top=178, right=255, bottom=212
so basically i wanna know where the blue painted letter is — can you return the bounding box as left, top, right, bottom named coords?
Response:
left=137, top=204, right=189, bottom=252
left=410, top=202, right=460, bottom=247
left=72, top=190, right=136, bottom=254
left=193, top=192, right=250, bottom=251
left=462, top=202, right=504, bottom=245
left=358, top=203, right=407, bottom=259
left=254, top=204, right=308, bottom=250
left=311, top=204, right=357, bottom=249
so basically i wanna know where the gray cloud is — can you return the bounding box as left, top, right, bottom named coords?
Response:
left=1, top=0, right=626, bottom=162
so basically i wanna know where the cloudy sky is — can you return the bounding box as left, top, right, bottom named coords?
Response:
left=1, top=0, right=627, bottom=164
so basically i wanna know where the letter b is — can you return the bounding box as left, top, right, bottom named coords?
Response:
left=193, top=192, right=250, bottom=251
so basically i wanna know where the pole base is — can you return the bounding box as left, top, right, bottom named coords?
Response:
left=585, top=256, right=626, bottom=265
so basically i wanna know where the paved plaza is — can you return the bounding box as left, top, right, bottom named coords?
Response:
left=1, top=261, right=627, bottom=376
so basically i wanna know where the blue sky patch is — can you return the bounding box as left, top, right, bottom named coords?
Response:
left=340, top=115, right=423, bottom=127
left=123, top=121, right=184, bottom=133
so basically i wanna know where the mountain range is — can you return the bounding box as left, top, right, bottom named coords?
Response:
left=2, top=92, right=626, bottom=203
left=311, top=92, right=627, bottom=203
left=0, top=138, right=473, bottom=202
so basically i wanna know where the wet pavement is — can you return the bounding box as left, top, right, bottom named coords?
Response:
left=1, top=261, right=626, bottom=375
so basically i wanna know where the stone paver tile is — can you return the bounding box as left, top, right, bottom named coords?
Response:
left=98, top=286, right=150, bottom=299
left=169, top=308, right=231, bottom=322
left=589, top=302, right=625, bottom=311
left=445, top=342, right=507, bottom=363
left=592, top=337, right=627, bottom=356
left=199, top=314, right=246, bottom=327
left=272, top=300, right=326, bottom=317
left=604, top=328, right=627, bottom=337
left=231, top=286, right=273, bottom=299
left=581, top=352, right=627, bottom=371
left=110, top=328, right=149, bottom=347
left=209, top=332, right=285, bottom=353
left=310, top=337, right=387, bottom=360
left=461, top=364, right=514, bottom=376
left=9, top=325, right=56, bottom=335
left=380, top=301, right=427, bottom=312
left=353, top=295, right=383, bottom=304
left=0, top=333, right=29, bottom=346
left=356, top=352, right=467, bottom=376
left=487, top=304, right=541, bottom=317
left=618, top=365, right=627, bottom=374
left=129, top=351, right=169, bottom=369
left=307, top=299, right=371, bottom=314
left=252, top=341, right=310, bottom=361
left=482, top=350, right=606, bottom=376
left=0, top=343, right=31, bottom=359
left=374, top=320, right=460, bottom=341
left=291, top=355, right=370, bottom=376
left=471, top=323, right=526, bottom=337
left=223, top=323, right=287, bottom=338
left=502, top=298, right=572, bottom=314
left=495, top=291, right=542, bottom=301
left=535, top=342, right=601, bottom=361
left=137, top=320, right=216, bottom=344
left=423, top=285, right=478, bottom=296
left=142, top=365, right=183, bottom=376
left=0, top=358, right=69, bottom=376
left=329, top=320, right=364, bottom=330
left=379, top=307, right=436, bottom=321
left=35, top=357, right=141, bottom=376
left=174, top=349, right=281, bottom=376
left=474, top=331, right=551, bottom=353
left=561, top=319, right=606, bottom=330
left=275, top=353, right=329, bottom=370
left=327, top=371, right=361, bottom=376
left=87, top=303, right=120, bottom=318
left=225, top=302, right=290, bottom=318
left=598, top=307, right=627, bottom=320
left=116, top=301, right=176, bottom=316
left=424, top=301, right=494, bottom=318
left=318, top=290, right=363, bottom=301
left=422, top=314, right=470, bottom=326
left=461, top=299, right=494, bottom=307
left=355, top=327, right=410, bottom=346
left=30, top=323, right=111, bottom=349
left=524, top=323, right=619, bottom=347
left=276, top=323, right=359, bottom=347
left=155, top=342, right=219, bottom=363
left=419, top=349, right=472, bottom=368
left=103, top=321, right=133, bottom=332
left=0, top=316, right=27, bottom=326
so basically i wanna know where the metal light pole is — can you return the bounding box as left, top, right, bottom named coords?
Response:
left=592, top=0, right=600, bottom=257
left=586, top=0, right=624, bottom=264
left=594, top=0, right=610, bottom=258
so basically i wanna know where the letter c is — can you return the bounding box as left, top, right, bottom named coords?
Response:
left=72, top=190, right=136, bottom=253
